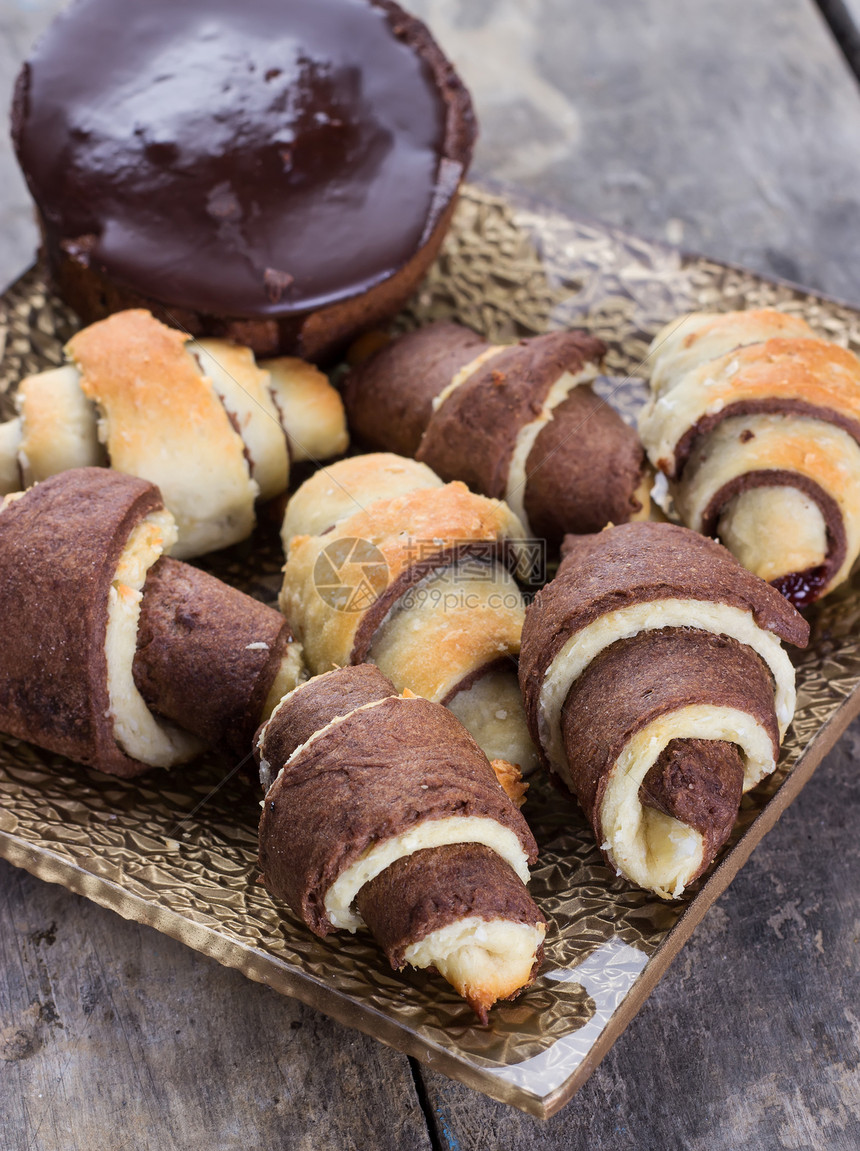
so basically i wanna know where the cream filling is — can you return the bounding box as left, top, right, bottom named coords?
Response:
left=404, top=916, right=545, bottom=1007
left=191, top=340, right=289, bottom=502
left=447, top=666, right=540, bottom=776
left=265, top=355, right=349, bottom=464
left=106, top=510, right=203, bottom=767
left=259, top=644, right=307, bottom=727
left=718, top=488, right=826, bottom=582
left=599, top=704, right=776, bottom=898
left=629, top=465, right=657, bottom=521
left=504, top=368, right=598, bottom=532
left=0, top=418, right=22, bottom=495
left=16, top=365, right=104, bottom=486
left=326, top=815, right=531, bottom=932
left=280, top=454, right=442, bottom=554
left=431, top=345, right=506, bottom=413
left=538, top=598, right=795, bottom=785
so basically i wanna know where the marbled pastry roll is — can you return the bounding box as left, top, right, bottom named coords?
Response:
left=519, top=521, right=808, bottom=897
left=0, top=468, right=303, bottom=777
left=0, top=310, right=348, bottom=557
left=343, top=322, right=651, bottom=549
left=639, top=308, right=860, bottom=605
left=257, top=665, right=546, bottom=1021
left=280, top=453, right=539, bottom=772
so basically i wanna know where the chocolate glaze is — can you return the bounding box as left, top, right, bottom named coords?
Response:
left=13, top=0, right=470, bottom=318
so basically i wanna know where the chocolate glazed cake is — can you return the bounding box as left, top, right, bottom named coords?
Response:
left=12, top=0, right=475, bottom=361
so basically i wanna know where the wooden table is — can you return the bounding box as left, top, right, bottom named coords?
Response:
left=1, top=1, right=859, bottom=1146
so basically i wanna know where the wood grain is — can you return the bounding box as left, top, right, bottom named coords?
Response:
left=1, top=0, right=860, bottom=1146
left=0, top=859, right=433, bottom=1151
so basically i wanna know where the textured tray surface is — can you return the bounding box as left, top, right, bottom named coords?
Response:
left=2, top=184, right=859, bottom=1117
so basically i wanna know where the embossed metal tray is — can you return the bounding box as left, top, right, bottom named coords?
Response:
left=2, top=184, right=860, bottom=1118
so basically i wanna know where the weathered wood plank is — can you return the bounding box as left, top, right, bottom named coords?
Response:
left=409, top=0, right=860, bottom=303
left=0, top=859, right=433, bottom=1151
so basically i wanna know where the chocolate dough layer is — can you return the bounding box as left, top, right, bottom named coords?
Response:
left=0, top=468, right=163, bottom=778
left=343, top=322, right=489, bottom=456
left=416, top=331, right=606, bottom=498
left=639, top=738, right=745, bottom=865
left=259, top=664, right=397, bottom=777
left=519, top=522, right=809, bottom=743
left=132, top=557, right=291, bottom=757
left=258, top=692, right=537, bottom=933
left=674, top=398, right=860, bottom=479
left=560, top=627, right=778, bottom=839
left=356, top=842, right=545, bottom=968
left=523, top=385, right=645, bottom=549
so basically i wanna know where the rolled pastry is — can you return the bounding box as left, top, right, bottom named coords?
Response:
left=640, top=308, right=860, bottom=604
left=0, top=309, right=348, bottom=557
left=0, top=468, right=303, bottom=776
left=280, top=453, right=540, bottom=772
left=343, top=322, right=650, bottom=548
left=257, top=665, right=546, bottom=1021
left=519, top=521, right=809, bottom=897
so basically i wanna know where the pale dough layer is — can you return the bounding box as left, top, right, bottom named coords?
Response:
left=191, top=339, right=288, bottom=502
left=599, top=703, right=776, bottom=899
left=105, top=509, right=203, bottom=767
left=265, top=356, right=348, bottom=464
left=404, top=916, right=545, bottom=1015
left=368, top=563, right=524, bottom=703
left=539, top=598, right=795, bottom=786
left=68, top=310, right=257, bottom=559
left=281, top=453, right=442, bottom=555
left=646, top=309, right=814, bottom=398
left=505, top=367, right=597, bottom=532
left=676, top=413, right=860, bottom=592
left=325, top=815, right=532, bottom=931
left=448, top=665, right=540, bottom=775
left=639, top=336, right=860, bottom=478
left=16, top=364, right=104, bottom=485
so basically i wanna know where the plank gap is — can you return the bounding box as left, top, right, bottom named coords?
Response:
left=408, top=1058, right=446, bottom=1151
left=816, top=0, right=860, bottom=80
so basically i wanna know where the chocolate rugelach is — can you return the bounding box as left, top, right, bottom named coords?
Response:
left=519, top=521, right=808, bottom=897
left=132, top=558, right=295, bottom=759
left=0, top=309, right=349, bottom=559
left=342, top=322, right=649, bottom=548
left=256, top=666, right=545, bottom=1022
left=639, top=310, right=860, bottom=605
left=0, top=468, right=303, bottom=777
left=11, top=0, right=475, bottom=361
left=561, top=628, right=778, bottom=877
left=0, top=469, right=167, bottom=778
left=279, top=458, right=539, bottom=773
